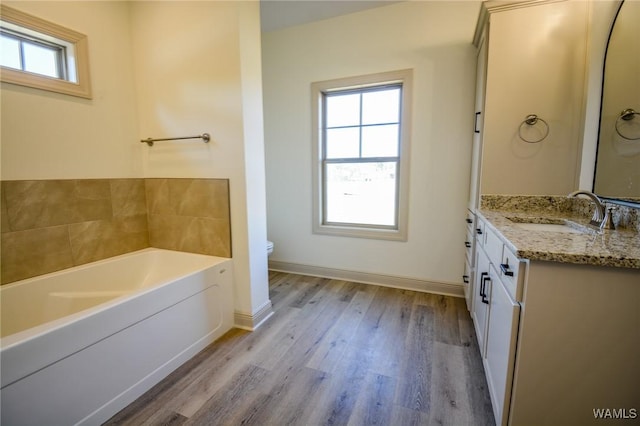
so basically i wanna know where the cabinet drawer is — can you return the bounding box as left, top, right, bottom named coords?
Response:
left=475, top=219, right=486, bottom=247
left=499, top=247, right=525, bottom=302
left=463, top=259, right=473, bottom=312
left=465, top=228, right=475, bottom=264
left=485, top=226, right=503, bottom=268
left=466, top=210, right=476, bottom=233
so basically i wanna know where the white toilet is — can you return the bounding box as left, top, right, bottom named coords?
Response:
left=267, top=240, right=274, bottom=257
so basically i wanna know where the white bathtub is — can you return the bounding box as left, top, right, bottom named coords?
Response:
left=0, top=248, right=234, bottom=425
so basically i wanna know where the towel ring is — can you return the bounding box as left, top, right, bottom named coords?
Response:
left=614, top=108, right=640, bottom=141
left=518, top=114, right=549, bottom=143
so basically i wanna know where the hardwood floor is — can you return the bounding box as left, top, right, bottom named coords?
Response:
left=104, top=272, right=495, bottom=426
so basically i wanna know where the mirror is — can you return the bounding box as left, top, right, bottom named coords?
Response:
left=593, top=0, right=640, bottom=206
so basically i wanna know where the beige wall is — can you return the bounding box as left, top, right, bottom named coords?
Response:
left=481, top=1, right=589, bottom=196
left=129, top=0, right=270, bottom=321
left=1, top=1, right=270, bottom=322
left=262, top=1, right=480, bottom=286
left=1, top=1, right=141, bottom=180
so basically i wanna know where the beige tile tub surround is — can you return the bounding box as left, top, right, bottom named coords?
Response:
left=1, top=179, right=149, bottom=284
left=146, top=179, right=231, bottom=258
left=1, top=178, right=231, bottom=284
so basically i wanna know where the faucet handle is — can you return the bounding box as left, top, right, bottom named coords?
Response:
left=601, top=205, right=617, bottom=230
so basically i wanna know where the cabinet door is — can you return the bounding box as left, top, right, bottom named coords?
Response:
left=463, top=259, right=473, bottom=311
left=463, top=211, right=477, bottom=311
left=472, top=247, right=492, bottom=357
left=468, top=26, right=488, bottom=211
left=484, top=275, right=520, bottom=426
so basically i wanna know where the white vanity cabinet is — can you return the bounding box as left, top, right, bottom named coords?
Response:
left=484, top=262, right=520, bottom=426
left=472, top=214, right=640, bottom=425
left=465, top=2, right=639, bottom=424
left=472, top=217, right=524, bottom=426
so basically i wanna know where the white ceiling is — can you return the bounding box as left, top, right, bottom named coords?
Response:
left=260, top=0, right=402, bottom=32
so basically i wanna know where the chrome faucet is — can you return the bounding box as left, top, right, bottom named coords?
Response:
left=567, top=190, right=614, bottom=230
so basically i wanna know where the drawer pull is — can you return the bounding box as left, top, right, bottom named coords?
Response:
left=466, top=218, right=473, bottom=224
left=481, top=275, right=490, bottom=304
left=465, top=241, right=471, bottom=248
left=500, top=263, right=514, bottom=277
left=479, top=272, right=488, bottom=297
left=463, top=275, right=469, bottom=284
left=476, top=228, right=483, bottom=235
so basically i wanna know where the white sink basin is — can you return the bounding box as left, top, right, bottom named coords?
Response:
left=506, top=216, right=589, bottom=234
left=514, top=222, right=584, bottom=233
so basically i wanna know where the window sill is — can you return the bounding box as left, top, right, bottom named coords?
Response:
left=313, top=223, right=407, bottom=241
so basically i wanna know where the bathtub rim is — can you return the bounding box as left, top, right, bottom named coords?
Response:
left=1, top=248, right=232, bottom=388
left=0, top=248, right=228, bottom=346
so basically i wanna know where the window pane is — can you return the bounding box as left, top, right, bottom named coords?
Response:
left=0, top=35, right=21, bottom=69
left=326, top=127, right=360, bottom=159
left=23, top=41, right=59, bottom=78
left=362, top=124, right=399, bottom=158
left=326, top=93, right=360, bottom=127
left=325, top=162, right=397, bottom=226
left=362, top=88, right=400, bottom=125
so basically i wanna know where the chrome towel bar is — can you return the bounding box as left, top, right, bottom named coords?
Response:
left=140, top=133, right=210, bottom=147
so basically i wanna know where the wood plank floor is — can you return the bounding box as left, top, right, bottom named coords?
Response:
left=104, top=272, right=495, bottom=426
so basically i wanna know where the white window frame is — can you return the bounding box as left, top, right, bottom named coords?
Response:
left=0, top=5, right=92, bottom=99
left=311, top=69, right=412, bottom=241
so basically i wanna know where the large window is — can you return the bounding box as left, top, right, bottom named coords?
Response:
left=0, top=5, right=91, bottom=99
left=312, top=70, right=412, bottom=240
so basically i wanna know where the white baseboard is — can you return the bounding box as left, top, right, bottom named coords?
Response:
left=234, top=299, right=274, bottom=331
left=268, top=260, right=464, bottom=298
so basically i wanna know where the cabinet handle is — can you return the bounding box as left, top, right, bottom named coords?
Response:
left=476, top=228, right=483, bottom=235
left=481, top=275, right=490, bottom=304
left=466, top=218, right=473, bottom=224
left=465, top=241, right=471, bottom=248
left=474, top=111, right=481, bottom=133
left=500, top=263, right=514, bottom=277
left=479, top=272, right=488, bottom=297
left=463, top=275, right=469, bottom=284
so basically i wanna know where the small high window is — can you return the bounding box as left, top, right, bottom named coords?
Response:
left=312, top=70, right=413, bottom=241
left=0, top=5, right=91, bottom=99
left=1, top=28, right=68, bottom=80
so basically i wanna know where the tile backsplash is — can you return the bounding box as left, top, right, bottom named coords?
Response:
left=146, top=178, right=231, bottom=258
left=1, top=178, right=231, bottom=284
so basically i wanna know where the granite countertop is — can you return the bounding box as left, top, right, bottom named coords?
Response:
left=477, top=208, right=640, bottom=269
